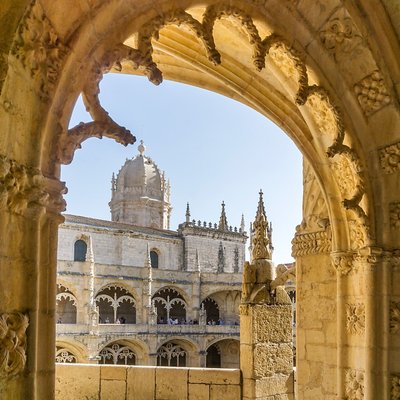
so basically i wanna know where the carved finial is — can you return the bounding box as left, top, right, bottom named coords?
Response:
left=240, top=214, right=245, bottom=233
left=218, top=201, right=228, bottom=231
left=138, top=140, right=146, bottom=156
left=111, top=173, right=116, bottom=193
left=186, top=202, right=191, bottom=223
left=251, top=190, right=271, bottom=262
left=146, top=243, right=152, bottom=280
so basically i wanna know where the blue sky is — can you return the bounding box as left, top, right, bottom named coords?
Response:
left=63, top=73, right=303, bottom=263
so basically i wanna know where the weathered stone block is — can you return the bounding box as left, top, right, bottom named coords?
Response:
left=210, top=384, right=241, bottom=399
left=254, top=343, right=293, bottom=377
left=255, top=374, right=294, bottom=397
left=101, top=365, right=127, bottom=380
left=155, top=367, right=188, bottom=399
left=101, top=379, right=126, bottom=400
left=189, top=368, right=240, bottom=385
left=254, top=305, right=292, bottom=343
left=188, top=384, right=209, bottom=400
left=127, top=366, right=155, bottom=400
left=55, top=364, right=100, bottom=400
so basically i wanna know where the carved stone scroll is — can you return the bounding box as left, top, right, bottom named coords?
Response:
left=345, top=369, right=365, bottom=400
left=11, top=1, right=68, bottom=101
left=354, top=70, right=391, bottom=116
left=346, top=303, right=365, bottom=335
left=0, top=312, right=29, bottom=378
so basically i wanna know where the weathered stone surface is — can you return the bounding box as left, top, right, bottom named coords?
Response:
left=254, top=374, right=294, bottom=397
left=101, top=365, right=127, bottom=380
left=155, top=367, right=188, bottom=399
left=254, top=343, right=293, bottom=377
left=101, top=379, right=126, bottom=400
left=209, top=384, right=241, bottom=400
left=127, top=366, right=155, bottom=399
left=188, top=384, right=210, bottom=400
left=189, top=368, right=240, bottom=385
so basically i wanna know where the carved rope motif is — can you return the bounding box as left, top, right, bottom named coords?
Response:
left=291, top=229, right=331, bottom=257
left=11, top=1, right=68, bottom=101
left=0, top=312, right=29, bottom=378
left=345, top=369, right=365, bottom=400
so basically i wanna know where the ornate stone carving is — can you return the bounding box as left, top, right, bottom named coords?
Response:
left=0, top=312, right=29, bottom=378
left=354, top=70, right=391, bottom=116
left=346, top=303, right=365, bottom=335
left=319, top=8, right=364, bottom=61
left=389, top=202, right=400, bottom=229
left=390, top=301, right=400, bottom=334
left=391, top=374, right=400, bottom=399
left=330, top=154, right=359, bottom=199
left=345, top=369, right=365, bottom=399
left=291, top=230, right=331, bottom=257
left=348, top=219, right=368, bottom=250
left=11, top=1, right=67, bottom=101
left=379, top=141, right=400, bottom=174
left=0, top=155, right=49, bottom=214
left=331, top=253, right=355, bottom=275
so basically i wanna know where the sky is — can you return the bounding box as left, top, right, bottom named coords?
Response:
left=63, top=73, right=303, bottom=263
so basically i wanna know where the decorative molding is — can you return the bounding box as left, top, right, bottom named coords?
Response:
left=319, top=7, right=363, bottom=61
left=345, top=369, right=365, bottom=400
left=354, top=70, right=391, bottom=116
left=346, top=303, right=365, bottom=335
left=291, top=230, right=331, bottom=257
left=390, top=202, right=400, bottom=229
left=379, top=141, right=400, bottom=174
left=10, top=1, right=68, bottom=101
left=331, top=253, right=355, bottom=275
left=390, top=301, right=400, bottom=334
left=391, top=374, right=400, bottom=400
left=0, top=312, right=29, bottom=378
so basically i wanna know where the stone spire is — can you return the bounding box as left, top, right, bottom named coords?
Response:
left=145, top=244, right=152, bottom=307
left=218, top=201, right=228, bottom=231
left=240, top=214, right=245, bottom=233
left=251, top=190, right=272, bottom=262
left=186, top=202, right=191, bottom=223
left=111, top=173, right=116, bottom=194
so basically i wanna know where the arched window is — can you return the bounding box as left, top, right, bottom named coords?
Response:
left=56, top=284, right=77, bottom=324
left=95, top=285, right=136, bottom=324
left=200, top=297, right=220, bottom=324
left=150, top=250, right=159, bottom=268
left=74, top=240, right=87, bottom=261
left=157, top=342, right=186, bottom=367
left=152, top=288, right=187, bottom=324
left=99, top=343, right=136, bottom=365
left=55, top=347, right=77, bottom=363
left=206, top=344, right=221, bottom=368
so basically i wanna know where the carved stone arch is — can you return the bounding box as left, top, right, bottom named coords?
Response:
left=55, top=339, right=87, bottom=363
left=56, top=282, right=77, bottom=324
left=205, top=337, right=240, bottom=369
left=156, top=337, right=199, bottom=367
left=98, top=337, right=149, bottom=365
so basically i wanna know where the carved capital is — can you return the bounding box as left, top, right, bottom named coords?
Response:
left=331, top=252, right=355, bottom=275
left=345, top=303, right=365, bottom=335
left=0, top=312, right=29, bottom=378
left=390, top=301, right=400, bottom=334
left=11, top=1, right=68, bottom=101
left=379, top=142, right=400, bottom=174
left=345, top=369, right=365, bottom=400
left=354, top=70, right=391, bottom=116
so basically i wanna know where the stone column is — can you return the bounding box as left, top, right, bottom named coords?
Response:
left=240, top=191, right=293, bottom=399
left=0, top=165, right=66, bottom=400
left=240, top=303, right=293, bottom=399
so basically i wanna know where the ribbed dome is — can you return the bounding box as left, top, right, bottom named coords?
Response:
left=117, top=154, right=162, bottom=195
left=109, top=141, right=172, bottom=229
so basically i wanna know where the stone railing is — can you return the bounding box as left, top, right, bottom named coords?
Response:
left=56, top=364, right=241, bottom=400
left=56, top=323, right=240, bottom=335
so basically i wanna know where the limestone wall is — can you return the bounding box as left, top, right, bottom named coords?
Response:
left=55, top=364, right=241, bottom=400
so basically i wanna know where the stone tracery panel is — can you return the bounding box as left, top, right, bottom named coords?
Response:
left=56, top=283, right=77, bottom=324
left=99, top=343, right=136, bottom=365
left=156, top=341, right=187, bottom=367
left=152, top=287, right=187, bottom=324
left=55, top=347, right=77, bottom=364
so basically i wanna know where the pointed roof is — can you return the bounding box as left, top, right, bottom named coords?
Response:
left=218, top=201, right=228, bottom=231
left=251, top=190, right=271, bottom=262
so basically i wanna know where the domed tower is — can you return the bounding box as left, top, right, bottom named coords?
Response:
left=109, top=141, right=172, bottom=229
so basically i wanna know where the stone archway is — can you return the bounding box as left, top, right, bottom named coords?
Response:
left=1, top=1, right=400, bottom=399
